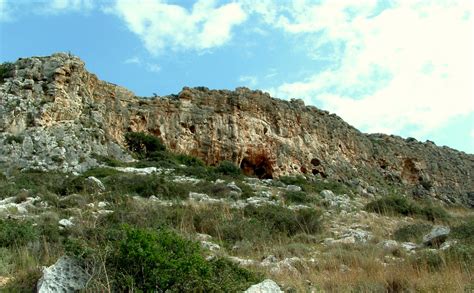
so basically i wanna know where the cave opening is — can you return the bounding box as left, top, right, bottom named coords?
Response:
left=240, top=155, right=273, bottom=179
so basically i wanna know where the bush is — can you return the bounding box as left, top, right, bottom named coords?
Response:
left=283, top=191, right=316, bottom=204
left=279, top=176, right=308, bottom=188
left=82, top=167, right=121, bottom=178
left=111, top=226, right=210, bottom=291
left=365, top=195, right=449, bottom=222
left=393, top=223, right=432, bottom=243
left=91, top=154, right=125, bottom=167
left=108, top=226, right=260, bottom=292
left=414, top=250, right=445, bottom=272
left=215, top=161, right=241, bottom=176
left=243, top=204, right=322, bottom=236
left=278, top=176, right=351, bottom=194
left=0, top=62, right=14, bottom=81
left=175, top=154, right=205, bottom=167
left=0, top=218, right=38, bottom=247
left=4, top=134, right=24, bottom=144
left=451, top=218, right=474, bottom=244
left=124, top=132, right=166, bottom=158
left=105, top=174, right=190, bottom=199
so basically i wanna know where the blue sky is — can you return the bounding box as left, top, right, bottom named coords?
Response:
left=1, top=0, right=473, bottom=153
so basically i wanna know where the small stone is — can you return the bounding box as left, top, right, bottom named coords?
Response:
left=86, top=176, right=105, bottom=192
left=244, top=279, right=283, bottom=293
left=201, top=241, right=220, bottom=252
left=320, top=189, right=335, bottom=198
left=196, top=233, right=213, bottom=241
left=227, top=181, right=242, bottom=193
left=378, top=240, right=399, bottom=252
left=97, top=201, right=107, bottom=208
left=423, top=226, right=450, bottom=247
left=58, top=218, right=74, bottom=228
left=286, top=185, right=302, bottom=192
left=400, top=242, right=418, bottom=251
left=439, top=240, right=457, bottom=251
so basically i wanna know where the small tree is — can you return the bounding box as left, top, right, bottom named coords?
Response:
left=124, top=132, right=165, bottom=158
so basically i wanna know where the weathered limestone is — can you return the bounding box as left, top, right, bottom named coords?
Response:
left=1, top=53, right=473, bottom=205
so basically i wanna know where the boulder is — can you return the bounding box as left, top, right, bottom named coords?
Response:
left=244, top=279, right=283, bottom=293
left=58, top=218, right=74, bottom=228
left=86, top=176, right=105, bottom=192
left=227, top=181, right=242, bottom=193
left=422, top=226, right=450, bottom=247
left=37, top=256, right=89, bottom=293
left=286, top=185, right=302, bottom=192
left=378, top=240, right=399, bottom=252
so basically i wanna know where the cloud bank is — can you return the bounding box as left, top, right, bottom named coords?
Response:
left=112, top=0, right=247, bottom=53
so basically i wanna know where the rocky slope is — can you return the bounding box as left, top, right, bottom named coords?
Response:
left=0, top=53, right=472, bottom=206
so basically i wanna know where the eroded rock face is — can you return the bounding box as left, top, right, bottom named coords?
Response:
left=0, top=53, right=473, bottom=205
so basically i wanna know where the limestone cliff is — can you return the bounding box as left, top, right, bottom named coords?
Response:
left=0, top=53, right=472, bottom=206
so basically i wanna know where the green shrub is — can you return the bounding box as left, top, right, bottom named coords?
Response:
left=215, top=161, right=241, bottom=176
left=4, top=134, right=24, bottom=144
left=82, top=167, right=121, bottom=178
left=0, top=171, right=66, bottom=198
left=393, top=223, right=433, bottom=243
left=279, top=176, right=308, bottom=188
left=278, top=176, right=350, bottom=194
left=124, top=132, right=165, bottom=158
left=206, top=258, right=262, bottom=291
left=413, top=250, right=445, bottom=272
left=110, top=226, right=209, bottom=291
left=109, top=226, right=260, bottom=292
left=176, top=154, right=205, bottom=167
left=91, top=154, right=125, bottom=167
left=177, top=165, right=217, bottom=180
left=283, top=191, right=316, bottom=204
left=451, top=218, right=474, bottom=243
left=365, top=195, right=449, bottom=222
left=105, top=174, right=190, bottom=199
left=444, top=244, right=474, bottom=268
left=243, top=204, right=322, bottom=236
left=0, top=218, right=38, bottom=247
left=0, top=62, right=14, bottom=81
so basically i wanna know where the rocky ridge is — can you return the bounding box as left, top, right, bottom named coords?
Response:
left=0, top=53, right=472, bottom=206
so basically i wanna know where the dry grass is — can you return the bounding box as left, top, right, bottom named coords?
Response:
left=270, top=244, right=471, bottom=292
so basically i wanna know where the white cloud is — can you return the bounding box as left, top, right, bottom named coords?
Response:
left=124, top=56, right=141, bottom=64
left=238, top=75, right=258, bottom=87
left=265, top=0, right=473, bottom=137
left=0, top=0, right=94, bottom=21
left=0, top=0, right=11, bottom=21
left=124, top=56, right=161, bottom=73
left=112, top=0, right=247, bottom=54
left=46, top=0, right=94, bottom=12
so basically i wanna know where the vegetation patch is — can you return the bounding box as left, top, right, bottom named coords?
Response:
left=0, top=218, right=38, bottom=248
left=365, top=195, right=449, bottom=222
left=393, top=223, right=433, bottom=243
left=68, top=226, right=261, bottom=292
left=0, top=62, right=14, bottom=81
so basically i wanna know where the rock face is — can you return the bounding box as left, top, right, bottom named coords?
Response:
left=37, top=256, right=89, bottom=292
left=1, top=53, right=473, bottom=205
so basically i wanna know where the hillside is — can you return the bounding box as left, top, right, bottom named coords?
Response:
left=1, top=53, right=472, bottom=206
left=0, top=53, right=473, bottom=291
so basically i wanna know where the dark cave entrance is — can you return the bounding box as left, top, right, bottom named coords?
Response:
left=240, top=155, right=273, bottom=179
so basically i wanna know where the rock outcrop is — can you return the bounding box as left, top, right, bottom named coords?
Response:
left=0, top=53, right=473, bottom=205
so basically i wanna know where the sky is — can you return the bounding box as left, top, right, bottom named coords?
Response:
left=0, top=0, right=473, bottom=154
